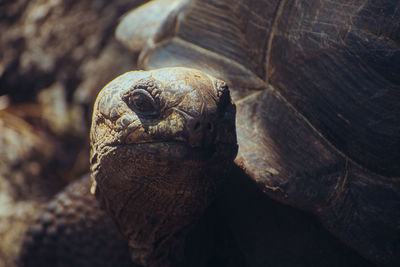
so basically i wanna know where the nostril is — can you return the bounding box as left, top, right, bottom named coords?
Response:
left=193, top=122, right=201, bottom=131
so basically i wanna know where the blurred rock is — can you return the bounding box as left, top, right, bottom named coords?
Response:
left=0, top=111, right=54, bottom=266
left=0, top=0, right=144, bottom=107
left=0, top=111, right=55, bottom=198
left=0, top=0, right=147, bottom=265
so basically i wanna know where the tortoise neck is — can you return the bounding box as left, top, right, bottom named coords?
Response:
left=94, top=171, right=217, bottom=267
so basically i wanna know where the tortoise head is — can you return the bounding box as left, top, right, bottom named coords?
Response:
left=90, top=67, right=237, bottom=266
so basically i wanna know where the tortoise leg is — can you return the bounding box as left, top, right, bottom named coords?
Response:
left=18, top=175, right=134, bottom=267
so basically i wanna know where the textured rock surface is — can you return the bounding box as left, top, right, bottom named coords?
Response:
left=0, top=110, right=54, bottom=267
left=0, top=0, right=145, bottom=105
left=0, top=0, right=146, bottom=265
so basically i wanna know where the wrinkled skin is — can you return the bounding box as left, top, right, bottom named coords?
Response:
left=90, top=67, right=237, bottom=266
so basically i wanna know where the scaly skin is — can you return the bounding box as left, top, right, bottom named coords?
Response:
left=18, top=175, right=133, bottom=267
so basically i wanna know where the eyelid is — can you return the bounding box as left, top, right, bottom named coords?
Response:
left=121, top=79, right=164, bottom=118
left=128, top=89, right=162, bottom=117
left=132, top=89, right=157, bottom=108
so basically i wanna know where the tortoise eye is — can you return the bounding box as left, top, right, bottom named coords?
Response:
left=125, top=89, right=159, bottom=116
left=132, top=90, right=156, bottom=112
left=122, top=78, right=164, bottom=117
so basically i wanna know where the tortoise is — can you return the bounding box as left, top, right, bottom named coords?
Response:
left=19, top=68, right=375, bottom=267
left=18, top=69, right=373, bottom=267
left=19, top=0, right=399, bottom=266
left=115, top=0, right=400, bottom=265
